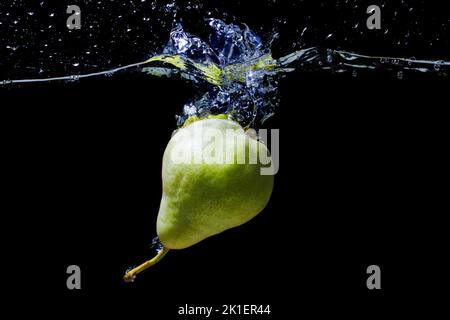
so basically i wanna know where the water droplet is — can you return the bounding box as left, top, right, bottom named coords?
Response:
left=434, top=61, right=444, bottom=71
left=326, top=49, right=333, bottom=63
left=300, top=27, right=308, bottom=38
left=164, top=2, right=176, bottom=13
left=68, top=75, right=80, bottom=82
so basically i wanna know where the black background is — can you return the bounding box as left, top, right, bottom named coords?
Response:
left=1, top=0, right=449, bottom=318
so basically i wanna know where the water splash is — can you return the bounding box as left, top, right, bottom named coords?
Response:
left=316, top=50, right=450, bottom=75
left=1, top=19, right=449, bottom=127
left=151, top=236, right=164, bottom=253
left=151, top=19, right=282, bottom=126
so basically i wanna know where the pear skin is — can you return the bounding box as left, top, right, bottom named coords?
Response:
left=157, top=118, right=274, bottom=249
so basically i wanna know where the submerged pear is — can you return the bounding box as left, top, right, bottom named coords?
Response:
left=124, top=116, right=274, bottom=281
left=158, top=117, right=274, bottom=249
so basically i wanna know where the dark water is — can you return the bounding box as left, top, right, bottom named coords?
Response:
left=1, top=1, right=449, bottom=316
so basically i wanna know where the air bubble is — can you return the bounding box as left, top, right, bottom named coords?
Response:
left=434, top=61, right=444, bottom=71
left=124, top=267, right=137, bottom=283
left=151, top=237, right=164, bottom=253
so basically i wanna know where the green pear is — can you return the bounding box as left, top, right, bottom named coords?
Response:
left=158, top=117, right=274, bottom=249
left=124, top=116, right=273, bottom=281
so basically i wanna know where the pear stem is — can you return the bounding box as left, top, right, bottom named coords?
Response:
left=124, top=247, right=170, bottom=282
